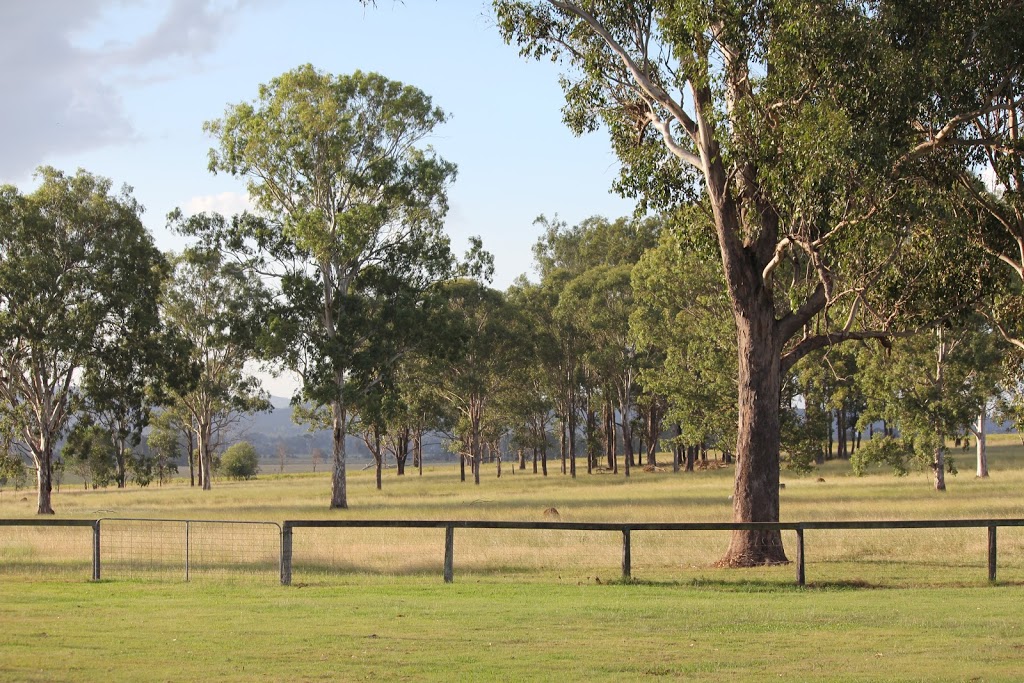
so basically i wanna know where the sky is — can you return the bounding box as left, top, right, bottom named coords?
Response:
left=1, top=0, right=637, bottom=395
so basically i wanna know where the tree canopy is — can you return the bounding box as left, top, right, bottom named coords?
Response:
left=199, top=64, right=460, bottom=508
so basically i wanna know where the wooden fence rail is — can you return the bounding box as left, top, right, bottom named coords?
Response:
left=5, top=518, right=1024, bottom=586
left=280, top=518, right=1024, bottom=586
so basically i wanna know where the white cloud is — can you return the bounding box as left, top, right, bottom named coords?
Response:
left=0, top=0, right=260, bottom=180
left=183, top=190, right=252, bottom=216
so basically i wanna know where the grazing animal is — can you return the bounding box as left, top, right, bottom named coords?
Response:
left=816, top=477, right=826, bottom=483
left=542, top=507, right=560, bottom=519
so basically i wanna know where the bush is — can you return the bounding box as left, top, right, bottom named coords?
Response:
left=221, top=442, right=260, bottom=480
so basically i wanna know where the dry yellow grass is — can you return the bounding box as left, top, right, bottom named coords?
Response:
left=4, top=443, right=1024, bottom=585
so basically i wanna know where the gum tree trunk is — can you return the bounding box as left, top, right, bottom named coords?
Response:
left=718, top=272, right=788, bottom=566
left=330, top=396, right=348, bottom=508
left=34, top=436, right=55, bottom=515
left=973, top=410, right=988, bottom=478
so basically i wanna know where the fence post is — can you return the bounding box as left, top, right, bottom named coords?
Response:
left=988, top=525, right=997, bottom=582
left=184, top=521, right=191, bottom=582
left=92, top=521, right=101, bottom=581
left=795, top=527, right=805, bottom=586
left=621, top=528, right=631, bottom=581
left=444, top=525, right=455, bottom=584
left=280, top=523, right=293, bottom=586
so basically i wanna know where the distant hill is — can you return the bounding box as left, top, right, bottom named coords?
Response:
left=232, top=397, right=457, bottom=463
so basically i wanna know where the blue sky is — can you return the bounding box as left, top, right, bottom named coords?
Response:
left=1, top=0, right=636, bottom=290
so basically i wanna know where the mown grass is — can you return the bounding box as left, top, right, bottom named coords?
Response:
left=3, top=442, right=1024, bottom=680
left=3, top=578, right=1024, bottom=682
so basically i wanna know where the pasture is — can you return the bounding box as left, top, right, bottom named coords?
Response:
left=3, top=440, right=1024, bottom=681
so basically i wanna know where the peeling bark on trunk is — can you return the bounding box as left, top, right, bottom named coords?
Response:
left=34, top=437, right=54, bottom=515
left=568, top=405, right=577, bottom=479
left=933, top=443, right=947, bottom=491
left=198, top=420, right=213, bottom=492
left=974, top=410, right=989, bottom=478
left=718, top=295, right=788, bottom=566
left=330, top=397, right=348, bottom=508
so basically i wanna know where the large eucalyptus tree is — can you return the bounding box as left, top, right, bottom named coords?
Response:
left=496, top=1, right=1005, bottom=564
left=0, top=168, right=166, bottom=513
left=201, top=65, right=457, bottom=508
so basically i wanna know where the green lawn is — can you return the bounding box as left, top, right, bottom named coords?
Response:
left=2, top=579, right=1023, bottom=682
left=3, top=444, right=1024, bottom=680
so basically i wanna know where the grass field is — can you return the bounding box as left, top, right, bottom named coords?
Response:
left=3, top=441, right=1024, bottom=680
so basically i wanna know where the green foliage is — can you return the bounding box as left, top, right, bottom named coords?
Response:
left=0, top=167, right=166, bottom=509
left=145, top=411, right=183, bottom=486
left=196, top=64, right=462, bottom=506
left=61, top=419, right=118, bottom=489
left=0, top=450, right=27, bottom=494
left=220, top=441, right=260, bottom=480
left=851, top=435, right=914, bottom=477
left=857, top=322, right=1003, bottom=483
left=156, top=241, right=271, bottom=488
left=631, top=223, right=737, bottom=453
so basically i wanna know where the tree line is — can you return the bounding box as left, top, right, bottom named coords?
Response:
left=2, top=1, right=1023, bottom=571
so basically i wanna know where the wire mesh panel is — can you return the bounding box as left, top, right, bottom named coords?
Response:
left=0, top=522, right=94, bottom=580
left=99, top=519, right=280, bottom=583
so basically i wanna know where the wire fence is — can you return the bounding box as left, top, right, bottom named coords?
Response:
left=99, top=519, right=281, bottom=583
left=3, top=518, right=1024, bottom=586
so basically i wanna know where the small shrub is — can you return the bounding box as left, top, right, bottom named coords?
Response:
left=221, top=442, right=260, bottom=480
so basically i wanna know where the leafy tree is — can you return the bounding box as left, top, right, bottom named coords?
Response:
left=0, top=167, right=167, bottom=513
left=856, top=323, right=1003, bottom=490
left=156, top=241, right=271, bottom=490
left=221, top=441, right=260, bottom=480
left=631, top=223, right=738, bottom=466
left=560, top=264, right=641, bottom=474
left=62, top=418, right=118, bottom=489
left=145, top=412, right=182, bottom=486
left=199, top=65, right=458, bottom=508
left=78, top=321, right=190, bottom=489
left=0, top=451, right=27, bottom=499
left=495, top=1, right=1006, bottom=565
left=433, top=280, right=519, bottom=484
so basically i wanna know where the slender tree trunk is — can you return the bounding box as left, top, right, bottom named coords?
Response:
left=416, top=430, right=423, bottom=477
left=330, top=396, right=348, bottom=508
left=541, top=437, right=548, bottom=477
left=568, top=402, right=577, bottom=479
left=602, top=401, right=610, bottom=471
left=838, top=408, right=848, bottom=460
left=646, top=405, right=659, bottom=467
left=975, top=409, right=989, bottom=478
left=198, top=420, right=213, bottom=492
left=933, top=442, right=947, bottom=491
left=33, top=436, right=55, bottom=515
left=532, top=445, right=538, bottom=474
left=472, top=405, right=481, bottom=486
left=620, top=399, right=632, bottom=478
left=933, top=333, right=947, bottom=492
left=586, top=407, right=597, bottom=475
left=559, top=418, right=567, bottom=475
left=673, top=424, right=682, bottom=473
left=112, top=428, right=128, bottom=489
left=686, top=444, right=696, bottom=472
